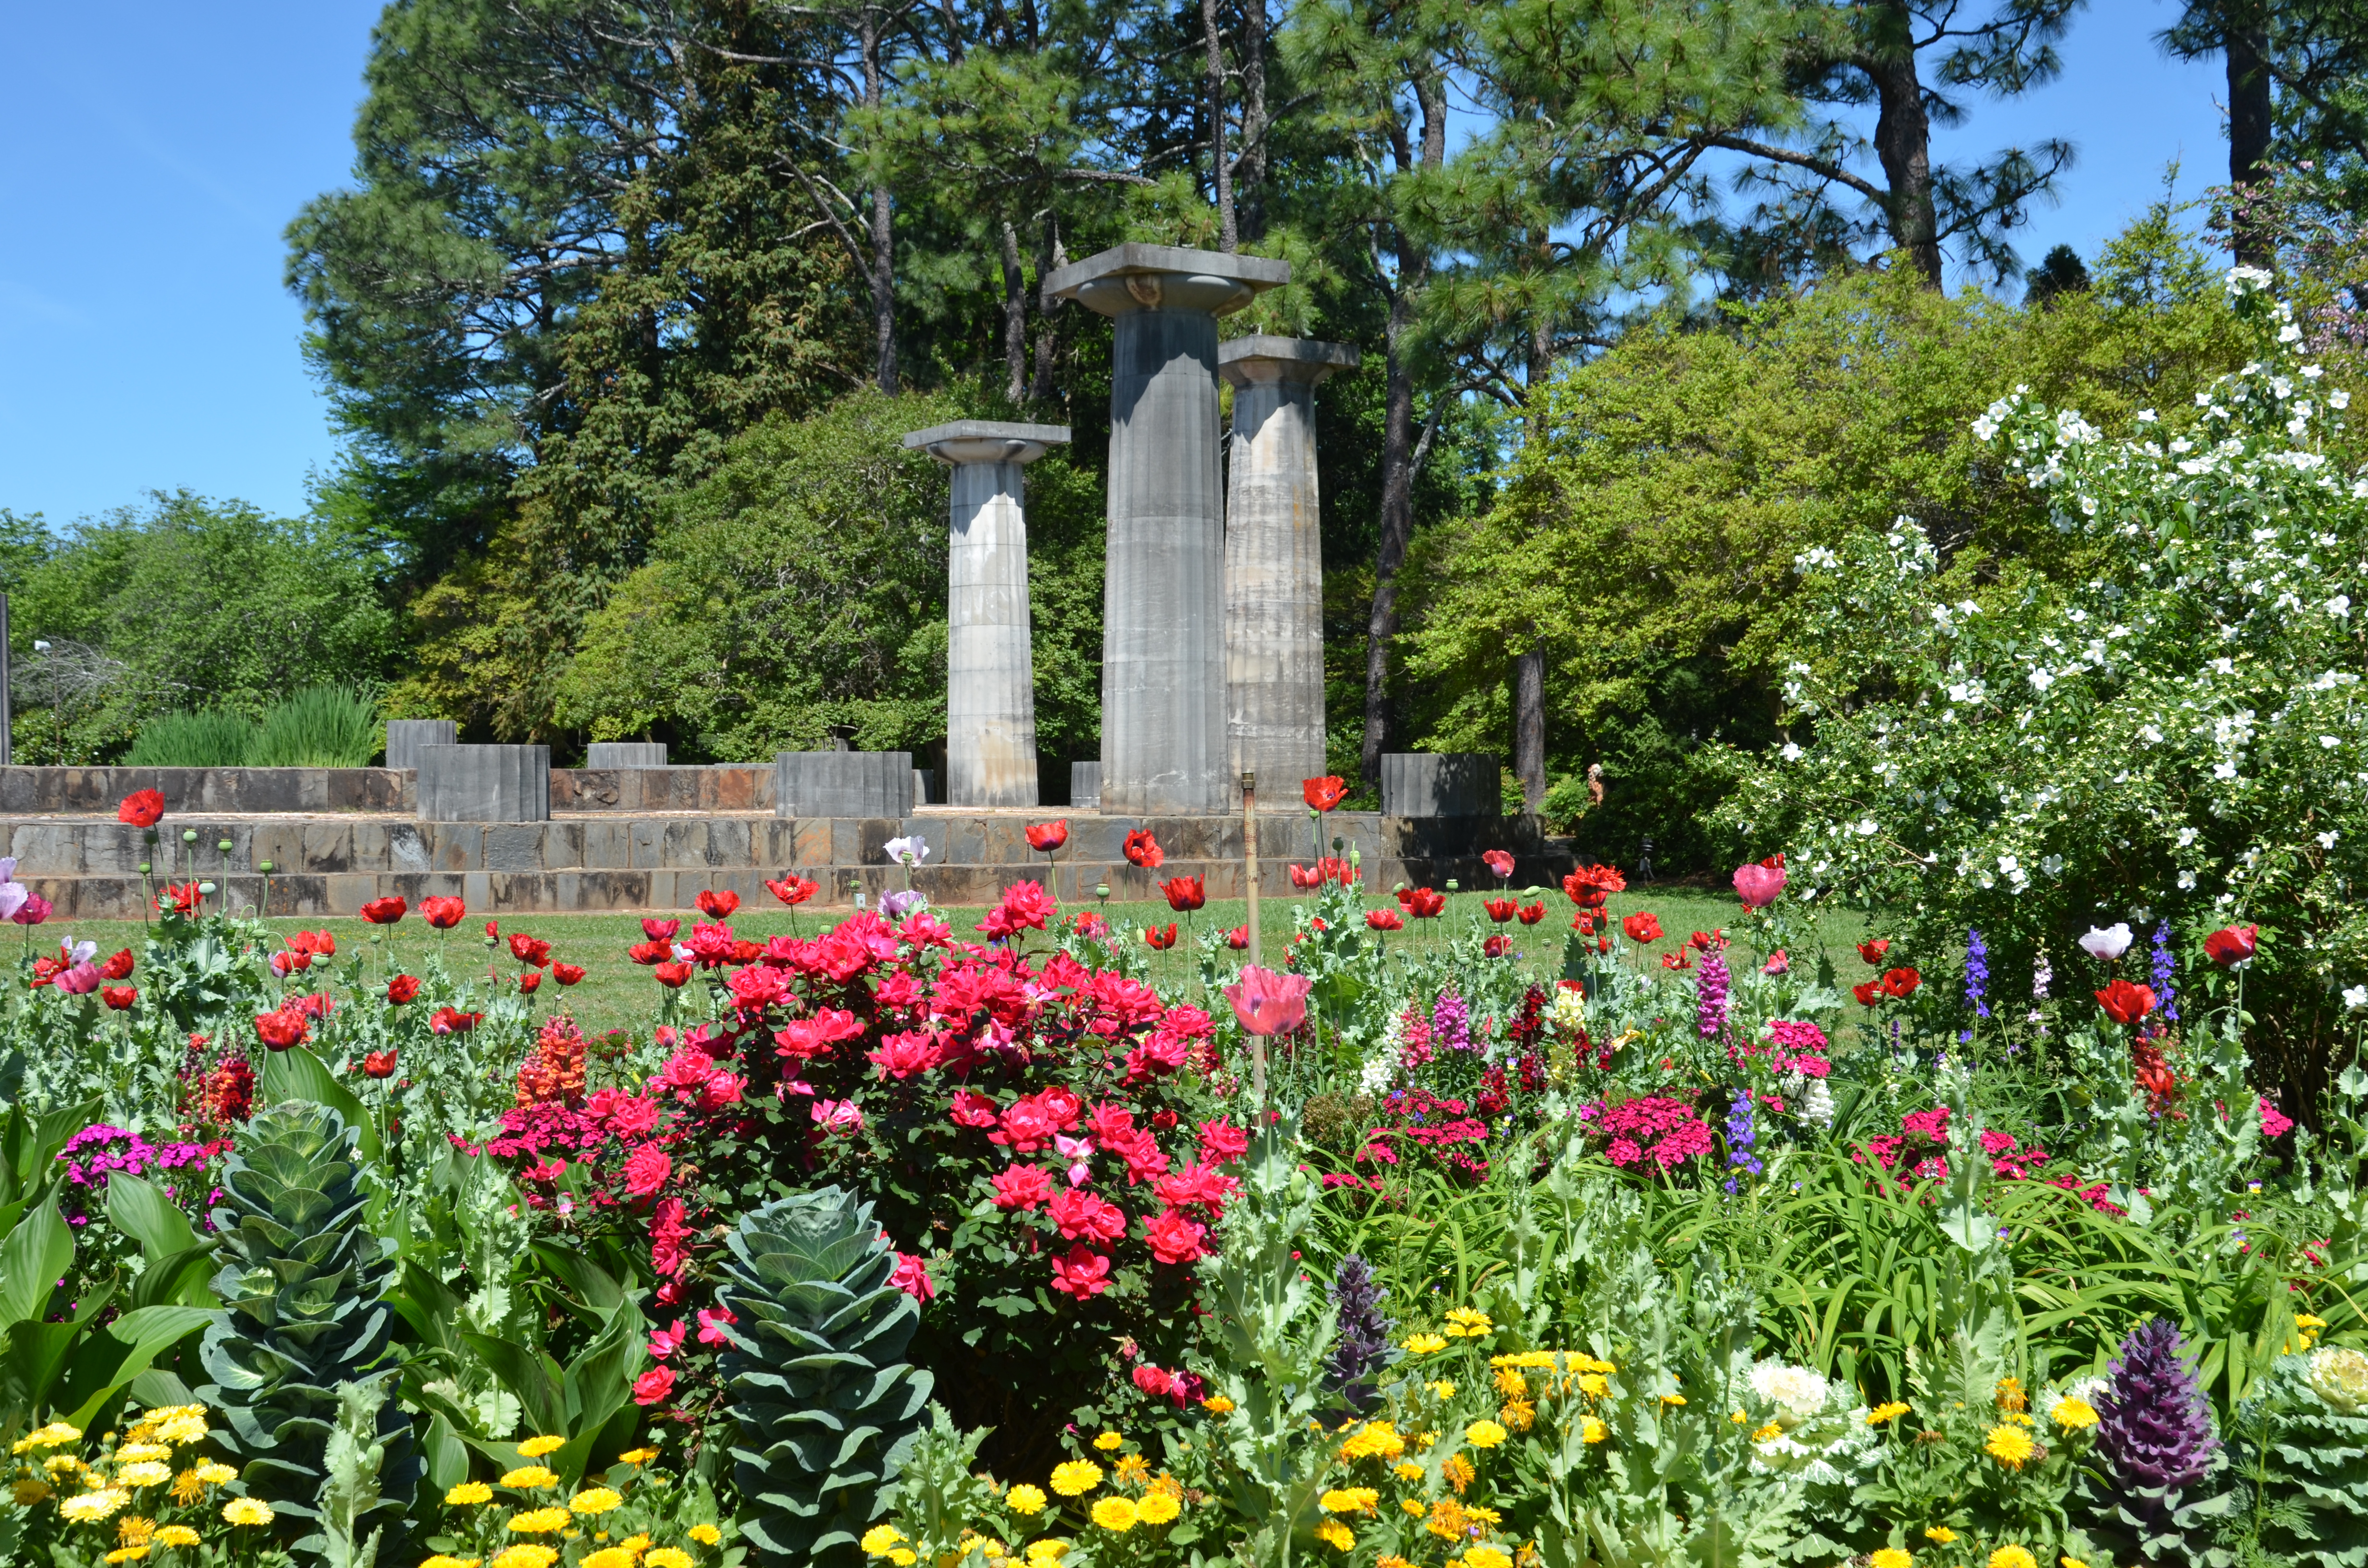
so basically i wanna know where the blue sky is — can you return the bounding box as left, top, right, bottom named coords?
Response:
left=0, top=0, right=2230, bottom=530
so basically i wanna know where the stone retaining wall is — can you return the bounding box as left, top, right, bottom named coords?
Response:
left=0, top=766, right=411, bottom=815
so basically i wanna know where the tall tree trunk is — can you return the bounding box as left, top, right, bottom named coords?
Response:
left=999, top=220, right=1029, bottom=402
left=861, top=11, right=899, bottom=391
left=1863, top=0, right=1942, bottom=286
left=1236, top=0, right=1269, bottom=242
left=1513, top=643, right=1545, bottom=815
left=1029, top=218, right=1061, bottom=402
left=1201, top=0, right=1236, bottom=251
left=2227, top=0, right=2274, bottom=266
left=1359, top=68, right=1447, bottom=787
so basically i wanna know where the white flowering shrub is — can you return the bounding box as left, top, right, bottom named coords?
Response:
left=1723, top=268, right=2368, bottom=1104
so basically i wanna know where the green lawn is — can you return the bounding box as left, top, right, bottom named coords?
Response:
left=48, top=885, right=1884, bottom=1039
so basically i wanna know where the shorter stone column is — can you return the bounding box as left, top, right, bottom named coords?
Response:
left=1219, top=335, right=1357, bottom=802
left=902, top=420, right=1069, bottom=808
left=385, top=719, right=456, bottom=771
left=588, top=741, right=669, bottom=767
left=418, top=745, right=550, bottom=821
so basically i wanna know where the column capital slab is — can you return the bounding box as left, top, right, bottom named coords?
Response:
left=1218, top=335, right=1361, bottom=388
left=902, top=421, right=1071, bottom=466
left=1046, top=244, right=1290, bottom=319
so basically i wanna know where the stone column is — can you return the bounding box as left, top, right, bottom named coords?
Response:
left=1218, top=336, right=1357, bottom=803
left=901, top=420, right=1069, bottom=808
left=1047, top=244, right=1289, bottom=814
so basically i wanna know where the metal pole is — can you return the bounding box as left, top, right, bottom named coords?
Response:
left=0, top=593, right=12, bottom=767
left=1242, top=768, right=1265, bottom=1104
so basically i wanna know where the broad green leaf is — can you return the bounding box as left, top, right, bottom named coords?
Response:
left=0, top=1200, right=71, bottom=1330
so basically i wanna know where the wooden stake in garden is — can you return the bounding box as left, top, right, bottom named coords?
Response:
left=1243, top=769, right=1265, bottom=1102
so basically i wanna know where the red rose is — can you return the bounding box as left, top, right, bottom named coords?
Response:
left=632, top=1367, right=676, bottom=1407
left=1049, top=1187, right=1127, bottom=1244
left=1048, top=1244, right=1112, bottom=1299
left=1302, top=776, right=1347, bottom=812
left=386, top=974, right=420, bottom=1004
left=552, top=962, right=586, bottom=986
left=419, top=896, right=466, bottom=929
left=696, top=888, right=740, bottom=919
left=1161, top=875, right=1206, bottom=913
left=360, top=897, right=407, bottom=925
left=116, top=788, right=165, bottom=829
left=1144, top=1207, right=1207, bottom=1264
left=362, top=1050, right=398, bottom=1079
left=2203, top=924, right=2257, bottom=967
left=102, top=986, right=137, bottom=1011
left=991, top=1165, right=1054, bottom=1210
left=889, top=1252, right=935, bottom=1300
left=1025, top=820, right=1069, bottom=852
left=623, top=1143, right=672, bottom=1197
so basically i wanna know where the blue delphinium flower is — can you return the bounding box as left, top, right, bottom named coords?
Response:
left=1961, top=927, right=1990, bottom=1042
left=2151, top=921, right=2179, bottom=1023
left=1723, top=1088, right=1761, bottom=1195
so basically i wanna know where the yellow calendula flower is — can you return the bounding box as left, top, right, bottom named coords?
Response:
left=448, top=1482, right=495, bottom=1506
left=1092, top=1432, right=1123, bottom=1452
left=1443, top=1455, right=1476, bottom=1494
left=166, top=1471, right=204, bottom=1507
left=1493, top=1367, right=1529, bottom=1399
left=1870, top=1552, right=1912, bottom=1568
left=500, top=1467, right=559, bottom=1491
left=1112, top=1454, right=1150, bottom=1484
left=1006, top=1484, right=1049, bottom=1516
left=1868, top=1402, right=1911, bottom=1426
left=508, top=1509, right=572, bottom=1534
left=1135, top=1491, right=1180, bottom=1526
left=862, top=1525, right=908, bottom=1556
left=689, top=1524, right=721, bottom=1545
left=580, top=1553, right=636, bottom=1568
left=116, top=1464, right=173, bottom=1489
left=1659, top=1394, right=1686, bottom=1408
left=1994, top=1377, right=2028, bottom=1414
left=1048, top=1460, right=1101, bottom=1497
left=1201, top=1395, right=1234, bottom=1414
left=1984, top=1426, right=2037, bottom=1469
left=1464, top=1420, right=1507, bottom=1449
left=1320, top=1489, right=1379, bottom=1514
left=1429, top=1381, right=1458, bottom=1401
left=1022, top=1540, right=1068, bottom=1567
left=1580, top=1417, right=1609, bottom=1445
left=570, top=1489, right=624, bottom=1517
left=193, top=1465, right=236, bottom=1487
left=1337, top=1421, right=1406, bottom=1462
left=1394, top=1460, right=1425, bottom=1481
left=151, top=1415, right=208, bottom=1447
left=1464, top=1506, right=1502, bottom=1526
left=1574, top=1373, right=1609, bottom=1398
left=16, top=1422, right=83, bottom=1454
left=618, top=1448, right=661, bottom=1466
left=886, top=1551, right=915, bottom=1566
left=2051, top=1397, right=2099, bottom=1430
left=1464, top=1546, right=1513, bottom=1568
left=14, top=1478, right=53, bottom=1506
left=1988, top=1549, right=2038, bottom=1568
left=152, top=1526, right=200, bottom=1548
left=618, top=1535, right=652, bottom=1556
left=517, top=1436, right=566, bottom=1459
left=1403, top=1334, right=1448, bottom=1355
left=45, top=1456, right=86, bottom=1476
left=1377, top=1556, right=1417, bottom=1568
left=1443, top=1308, right=1495, bottom=1337
left=1425, top=1500, right=1470, bottom=1541
left=1313, top=1519, right=1354, bottom=1552
left=62, top=1488, right=132, bottom=1523
left=2060, top=1558, right=2091, bottom=1568
left=104, top=1547, right=148, bottom=1563
left=492, top=1547, right=561, bottom=1568
left=1751, top=1423, right=1783, bottom=1443
left=1402, top=1499, right=1427, bottom=1517
left=2296, top=1314, right=2329, bottom=1350
left=115, top=1446, right=172, bottom=1466
left=1090, top=1498, right=1137, bottom=1532
left=1925, top=1527, right=1958, bottom=1544
left=222, top=1498, right=275, bottom=1527
left=1500, top=1400, right=1536, bottom=1433
left=118, top=1516, right=158, bottom=1546
left=642, top=1552, right=693, bottom=1568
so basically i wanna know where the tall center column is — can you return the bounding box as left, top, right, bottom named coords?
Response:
left=1218, top=335, right=1358, bottom=803
left=901, top=420, right=1070, bottom=808
left=1047, top=244, right=1289, bottom=814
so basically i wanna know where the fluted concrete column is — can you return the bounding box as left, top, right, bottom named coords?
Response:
left=1219, top=336, right=1357, bottom=803
left=1047, top=244, right=1289, bottom=814
left=902, top=420, right=1069, bottom=808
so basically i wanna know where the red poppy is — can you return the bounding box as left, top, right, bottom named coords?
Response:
left=696, top=888, right=741, bottom=919
left=292, top=930, right=336, bottom=958
left=360, top=897, right=407, bottom=925
left=518, top=971, right=543, bottom=994
left=1303, top=776, right=1347, bottom=811
left=1562, top=864, right=1627, bottom=908
left=642, top=917, right=681, bottom=941
left=116, top=788, right=165, bottom=829
left=1162, top=875, right=1207, bottom=913
left=1572, top=913, right=1596, bottom=936
left=1517, top=902, right=1545, bottom=925
left=1481, top=849, right=1515, bottom=880
left=1881, top=967, right=1922, bottom=999
left=485, top=919, right=500, bottom=938
left=1662, top=949, right=1694, bottom=971
left=1123, top=829, right=1164, bottom=869
left=652, top=960, right=691, bottom=987
left=1225, top=925, right=1250, bottom=950
left=160, top=882, right=201, bottom=917
left=1025, top=820, right=1069, bottom=853
left=99, top=949, right=134, bottom=980
left=553, top=962, right=586, bottom=986
left=271, top=950, right=312, bottom=978
left=1483, top=897, right=1518, bottom=923
left=1852, top=979, right=1883, bottom=1005
left=387, top=974, right=420, bottom=1004
left=430, top=1005, right=481, bottom=1034
left=1858, top=938, right=1891, bottom=965
left=1143, top=923, right=1180, bottom=950
left=362, top=1050, right=398, bottom=1079
left=102, top=986, right=137, bottom=1011
left=2203, top=924, right=2257, bottom=967
left=1483, top=934, right=1513, bottom=958
left=766, top=875, right=818, bottom=906
left=1366, top=908, right=1404, bottom=932
left=2095, top=979, right=2157, bottom=1026
left=1398, top=887, right=1446, bottom=919
left=508, top=932, right=553, bottom=968
left=629, top=940, right=673, bottom=966
left=1688, top=930, right=1726, bottom=951
left=420, top=896, right=467, bottom=929
left=254, top=1010, right=308, bottom=1051
left=1621, top=912, right=1663, bottom=943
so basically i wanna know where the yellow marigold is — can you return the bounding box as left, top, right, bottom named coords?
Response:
left=1092, top=1431, right=1123, bottom=1452
left=1443, top=1455, right=1475, bottom=1494
left=1926, top=1527, right=1958, bottom=1544
left=1403, top=1334, right=1448, bottom=1355
left=152, top=1526, right=200, bottom=1549
left=1580, top=1417, right=1608, bottom=1445
left=104, top=1547, right=148, bottom=1563
left=1994, top=1377, right=2028, bottom=1414
left=1868, top=1402, right=1911, bottom=1426
left=448, top=1482, right=495, bottom=1506
left=688, top=1524, right=721, bottom=1545
left=1870, top=1552, right=1913, bottom=1568
left=508, top=1509, right=572, bottom=1534
left=618, top=1448, right=660, bottom=1466
left=642, top=1552, right=692, bottom=1568
left=222, top=1498, right=275, bottom=1528
left=1500, top=1400, right=1536, bottom=1433
left=492, top=1547, right=561, bottom=1568
left=1048, top=1461, right=1101, bottom=1497
left=1751, top=1423, right=1783, bottom=1443
left=1429, top=1381, right=1458, bottom=1401
left=1090, top=1497, right=1137, bottom=1533
left=1465, top=1546, right=1513, bottom=1568
left=1112, top=1454, right=1149, bottom=1484
left=1464, top=1420, right=1507, bottom=1449
left=1984, top=1426, right=2037, bottom=1469
left=1443, top=1308, right=1495, bottom=1338
left=580, top=1553, right=636, bottom=1568
left=62, top=1488, right=131, bottom=1523
left=1201, top=1395, right=1234, bottom=1414
left=119, top=1516, right=158, bottom=1546
left=1135, top=1491, right=1180, bottom=1525
left=115, top=1464, right=172, bottom=1490
left=1493, top=1367, right=1529, bottom=1399
left=570, top=1489, right=623, bottom=1517
left=862, top=1525, right=907, bottom=1556
left=499, top=1467, right=559, bottom=1491
left=1312, top=1519, right=1354, bottom=1553
left=1022, top=1540, right=1068, bottom=1567
left=193, top=1465, right=236, bottom=1486
left=1006, top=1485, right=1048, bottom=1516
left=2050, top=1397, right=2099, bottom=1430
left=1320, top=1489, right=1379, bottom=1514
left=115, top=1446, right=172, bottom=1466
left=1988, top=1550, right=2038, bottom=1568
